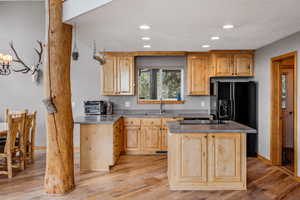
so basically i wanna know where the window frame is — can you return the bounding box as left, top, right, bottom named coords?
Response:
left=137, top=66, right=185, bottom=104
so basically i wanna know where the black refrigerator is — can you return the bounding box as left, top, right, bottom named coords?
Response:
left=210, top=81, right=258, bottom=157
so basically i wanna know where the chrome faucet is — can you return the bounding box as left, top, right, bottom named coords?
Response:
left=160, top=97, right=165, bottom=114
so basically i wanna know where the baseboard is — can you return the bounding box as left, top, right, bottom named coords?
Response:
left=34, top=146, right=80, bottom=150
left=257, top=154, right=272, bottom=165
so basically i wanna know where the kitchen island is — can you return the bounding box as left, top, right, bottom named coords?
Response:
left=167, top=120, right=256, bottom=191
left=74, top=111, right=212, bottom=172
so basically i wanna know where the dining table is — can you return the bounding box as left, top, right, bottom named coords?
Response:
left=0, top=122, right=7, bottom=138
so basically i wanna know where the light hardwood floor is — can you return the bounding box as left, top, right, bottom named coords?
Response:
left=1, top=151, right=300, bottom=200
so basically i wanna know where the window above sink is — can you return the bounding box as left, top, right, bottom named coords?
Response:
left=138, top=66, right=184, bottom=104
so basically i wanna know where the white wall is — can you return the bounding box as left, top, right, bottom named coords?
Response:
left=254, top=31, right=300, bottom=176
left=63, top=0, right=112, bottom=22
left=0, top=2, right=46, bottom=145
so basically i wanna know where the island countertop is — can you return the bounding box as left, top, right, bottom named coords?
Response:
left=167, top=120, right=257, bottom=134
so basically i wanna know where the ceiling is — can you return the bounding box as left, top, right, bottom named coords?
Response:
left=69, top=0, right=300, bottom=51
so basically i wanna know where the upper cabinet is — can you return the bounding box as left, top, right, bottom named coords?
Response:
left=213, top=54, right=234, bottom=76
left=101, top=56, right=116, bottom=95
left=234, top=54, right=254, bottom=76
left=187, top=55, right=213, bottom=95
left=101, top=55, right=135, bottom=96
left=212, top=52, right=254, bottom=77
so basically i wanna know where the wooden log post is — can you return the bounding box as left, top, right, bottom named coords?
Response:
left=44, top=0, right=75, bottom=194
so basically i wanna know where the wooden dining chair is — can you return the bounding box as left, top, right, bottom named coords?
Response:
left=24, top=111, right=37, bottom=164
left=2, top=109, right=28, bottom=169
left=0, top=113, right=26, bottom=178
left=5, top=109, right=28, bottom=121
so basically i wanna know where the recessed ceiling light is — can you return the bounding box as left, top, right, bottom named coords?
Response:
left=143, top=45, right=151, bottom=48
left=223, top=24, right=234, bottom=29
left=142, top=37, right=151, bottom=41
left=202, top=45, right=210, bottom=48
left=139, top=24, right=150, bottom=30
left=211, top=36, right=220, bottom=40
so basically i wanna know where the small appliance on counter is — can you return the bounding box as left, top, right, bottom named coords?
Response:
left=84, top=101, right=107, bottom=115
left=106, top=100, right=113, bottom=115
left=210, top=81, right=258, bottom=157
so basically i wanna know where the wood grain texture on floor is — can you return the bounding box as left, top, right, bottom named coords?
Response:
left=0, top=151, right=300, bottom=200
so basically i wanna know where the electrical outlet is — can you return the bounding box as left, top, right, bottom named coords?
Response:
left=201, top=101, right=205, bottom=107
left=125, top=101, right=131, bottom=108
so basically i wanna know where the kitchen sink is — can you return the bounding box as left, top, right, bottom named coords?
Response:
left=179, top=120, right=225, bottom=125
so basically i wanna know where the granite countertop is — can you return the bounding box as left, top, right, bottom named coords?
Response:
left=121, top=113, right=212, bottom=118
left=74, top=110, right=213, bottom=125
left=74, top=115, right=122, bottom=125
left=167, top=120, right=257, bottom=134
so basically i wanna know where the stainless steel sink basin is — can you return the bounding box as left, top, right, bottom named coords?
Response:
left=179, top=120, right=225, bottom=125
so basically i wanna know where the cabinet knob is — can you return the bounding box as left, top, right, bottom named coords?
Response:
left=212, top=135, right=215, bottom=138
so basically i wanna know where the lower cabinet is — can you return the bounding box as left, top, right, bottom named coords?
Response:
left=161, top=128, right=168, bottom=151
left=208, top=133, right=243, bottom=183
left=124, top=126, right=140, bottom=153
left=175, top=134, right=207, bottom=184
left=141, top=126, right=161, bottom=152
left=80, top=119, right=123, bottom=172
left=123, top=117, right=182, bottom=154
left=168, top=132, right=246, bottom=190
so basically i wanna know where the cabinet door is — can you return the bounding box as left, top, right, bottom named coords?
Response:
left=208, top=133, right=242, bottom=183
left=187, top=55, right=211, bottom=95
left=176, top=134, right=207, bottom=183
left=116, top=56, right=135, bottom=95
left=141, top=126, right=161, bottom=151
left=234, top=54, right=253, bottom=76
left=214, top=54, right=234, bottom=76
left=161, top=128, right=168, bottom=151
left=124, top=126, right=140, bottom=152
left=101, top=56, right=116, bottom=95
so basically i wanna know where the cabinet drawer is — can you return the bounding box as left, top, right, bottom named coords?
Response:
left=124, top=118, right=141, bottom=126
left=141, top=118, right=161, bottom=126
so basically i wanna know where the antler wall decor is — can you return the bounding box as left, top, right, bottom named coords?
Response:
left=93, top=40, right=106, bottom=65
left=9, top=40, right=43, bottom=75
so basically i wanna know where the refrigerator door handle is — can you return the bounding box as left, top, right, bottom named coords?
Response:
left=230, top=99, right=234, bottom=120
left=230, top=83, right=234, bottom=120
left=232, top=82, right=236, bottom=121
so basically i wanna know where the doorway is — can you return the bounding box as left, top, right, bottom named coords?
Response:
left=270, top=52, right=297, bottom=175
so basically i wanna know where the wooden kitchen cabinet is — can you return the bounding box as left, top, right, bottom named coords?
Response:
left=101, top=55, right=135, bottom=95
left=161, top=129, right=168, bottom=151
left=173, top=134, right=208, bottom=184
left=123, top=117, right=181, bottom=154
left=124, top=126, right=141, bottom=153
left=101, top=55, right=116, bottom=95
left=168, top=132, right=246, bottom=190
left=141, top=126, right=161, bottom=152
left=116, top=56, right=135, bottom=95
left=187, top=55, right=212, bottom=95
left=213, top=52, right=254, bottom=77
left=80, top=119, right=123, bottom=172
left=213, top=54, right=234, bottom=76
left=208, top=133, right=245, bottom=184
left=234, top=54, right=254, bottom=76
